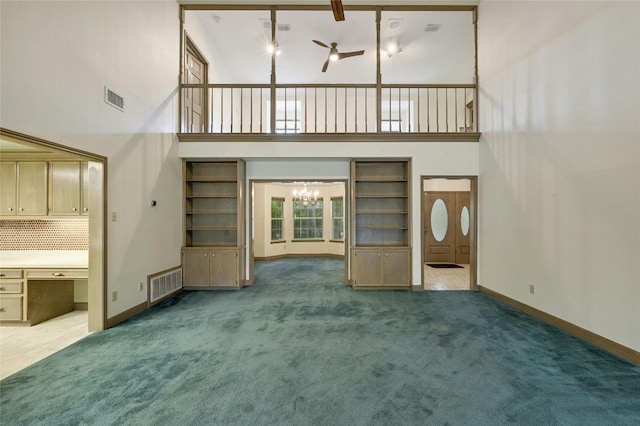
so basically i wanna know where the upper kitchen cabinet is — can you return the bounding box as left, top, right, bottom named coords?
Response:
left=49, top=161, right=89, bottom=216
left=0, top=162, right=18, bottom=215
left=17, top=162, right=48, bottom=216
left=0, top=161, right=89, bottom=217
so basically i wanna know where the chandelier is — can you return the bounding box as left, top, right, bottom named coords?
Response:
left=292, top=183, right=319, bottom=206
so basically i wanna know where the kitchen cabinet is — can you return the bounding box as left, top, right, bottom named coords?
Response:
left=182, top=160, right=246, bottom=289
left=1, top=161, right=89, bottom=217
left=0, top=268, right=87, bottom=325
left=351, top=248, right=411, bottom=287
left=182, top=248, right=240, bottom=289
left=0, top=269, right=25, bottom=321
left=350, top=159, right=412, bottom=289
left=0, top=162, right=18, bottom=215
left=49, top=161, right=90, bottom=216
left=50, top=162, right=81, bottom=215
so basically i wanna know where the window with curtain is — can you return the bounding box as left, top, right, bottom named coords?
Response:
left=293, top=200, right=323, bottom=239
left=271, top=198, right=284, bottom=241
left=331, top=197, right=344, bottom=240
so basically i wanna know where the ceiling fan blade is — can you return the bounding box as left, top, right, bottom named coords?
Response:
left=338, top=50, right=365, bottom=60
left=313, top=40, right=330, bottom=48
left=322, top=59, right=330, bottom=73
left=331, top=0, right=345, bottom=21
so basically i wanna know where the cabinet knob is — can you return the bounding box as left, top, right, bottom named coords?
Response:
left=72, top=208, right=77, bottom=211
left=0, top=308, right=5, bottom=312
left=8, top=208, right=13, bottom=211
left=385, top=253, right=389, bottom=257
left=0, top=274, right=5, bottom=277
left=20, top=208, right=24, bottom=211
left=378, top=253, right=381, bottom=257
left=0, top=287, right=5, bottom=290
left=83, top=208, right=89, bottom=212
left=204, top=254, right=207, bottom=257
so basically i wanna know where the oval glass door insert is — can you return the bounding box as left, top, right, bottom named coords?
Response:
left=431, top=198, right=448, bottom=242
left=461, top=206, right=470, bottom=236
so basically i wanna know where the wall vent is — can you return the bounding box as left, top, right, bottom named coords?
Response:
left=149, top=267, right=182, bottom=306
left=424, top=24, right=441, bottom=33
left=104, top=86, right=124, bottom=111
left=277, top=24, right=291, bottom=32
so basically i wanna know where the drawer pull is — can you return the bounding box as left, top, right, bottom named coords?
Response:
left=0, top=308, right=5, bottom=312
left=52, top=273, right=64, bottom=277
left=0, top=274, right=5, bottom=277
left=0, top=287, right=5, bottom=291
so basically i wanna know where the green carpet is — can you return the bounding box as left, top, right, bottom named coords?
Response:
left=1, top=258, right=639, bottom=425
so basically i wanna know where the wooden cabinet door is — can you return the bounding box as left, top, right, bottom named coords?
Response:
left=209, top=250, right=238, bottom=287
left=50, top=162, right=81, bottom=215
left=352, top=249, right=382, bottom=287
left=81, top=162, right=90, bottom=215
left=0, top=162, right=17, bottom=215
left=183, top=249, right=211, bottom=287
left=17, top=162, right=48, bottom=215
left=382, top=250, right=411, bottom=286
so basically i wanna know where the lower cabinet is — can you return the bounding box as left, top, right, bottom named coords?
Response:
left=182, top=248, right=243, bottom=289
left=351, top=248, right=411, bottom=288
left=0, top=268, right=86, bottom=325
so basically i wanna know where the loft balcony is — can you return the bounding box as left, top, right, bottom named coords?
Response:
left=179, top=83, right=478, bottom=142
left=178, top=5, right=479, bottom=142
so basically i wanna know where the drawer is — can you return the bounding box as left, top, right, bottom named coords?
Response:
left=26, top=269, right=88, bottom=280
left=0, top=295, right=23, bottom=321
left=0, top=270, right=23, bottom=279
left=0, top=281, right=23, bottom=294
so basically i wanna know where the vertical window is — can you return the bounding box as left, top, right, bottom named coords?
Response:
left=275, top=100, right=301, bottom=133
left=331, top=197, right=344, bottom=240
left=271, top=198, right=284, bottom=241
left=293, top=200, right=323, bottom=239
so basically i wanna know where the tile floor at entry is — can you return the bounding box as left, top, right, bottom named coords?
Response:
left=0, top=310, right=89, bottom=380
left=423, top=263, right=470, bottom=291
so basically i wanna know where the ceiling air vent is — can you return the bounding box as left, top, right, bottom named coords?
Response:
left=424, top=24, right=441, bottom=33
left=277, top=24, right=291, bottom=32
left=104, top=86, right=124, bottom=111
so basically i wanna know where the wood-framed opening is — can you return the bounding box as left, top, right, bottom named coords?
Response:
left=0, top=128, right=107, bottom=331
left=248, top=179, right=349, bottom=287
left=420, top=175, right=477, bottom=291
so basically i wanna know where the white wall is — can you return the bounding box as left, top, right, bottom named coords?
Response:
left=0, top=1, right=183, bottom=319
left=180, top=142, right=479, bottom=284
left=478, top=1, right=640, bottom=351
left=253, top=182, right=345, bottom=258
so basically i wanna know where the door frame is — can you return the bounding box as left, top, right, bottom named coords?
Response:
left=248, top=179, right=349, bottom=286
left=420, top=175, right=478, bottom=291
left=0, top=128, right=107, bottom=331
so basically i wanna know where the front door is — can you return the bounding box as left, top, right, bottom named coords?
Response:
left=424, top=192, right=456, bottom=263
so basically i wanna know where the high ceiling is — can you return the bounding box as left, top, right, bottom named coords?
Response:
left=184, top=7, right=475, bottom=84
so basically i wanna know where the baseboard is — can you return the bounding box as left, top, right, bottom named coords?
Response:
left=74, top=302, right=88, bottom=311
left=255, top=253, right=345, bottom=261
left=106, top=301, right=147, bottom=329
left=478, top=285, right=640, bottom=366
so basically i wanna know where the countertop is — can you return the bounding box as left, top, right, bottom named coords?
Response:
left=0, top=251, right=88, bottom=269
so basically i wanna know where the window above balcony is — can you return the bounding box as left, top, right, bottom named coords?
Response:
left=179, top=5, right=479, bottom=141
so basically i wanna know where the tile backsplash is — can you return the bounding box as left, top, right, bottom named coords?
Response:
left=0, top=219, right=88, bottom=250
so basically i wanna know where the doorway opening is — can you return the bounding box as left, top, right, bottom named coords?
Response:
left=421, top=176, right=477, bottom=291
left=249, top=180, right=348, bottom=287
left=0, top=128, right=106, bottom=378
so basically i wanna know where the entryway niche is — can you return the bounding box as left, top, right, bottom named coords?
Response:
left=421, top=176, right=477, bottom=291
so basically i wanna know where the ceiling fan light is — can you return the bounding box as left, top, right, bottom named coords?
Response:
left=329, top=53, right=339, bottom=62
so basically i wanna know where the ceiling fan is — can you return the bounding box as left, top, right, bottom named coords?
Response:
left=313, top=40, right=365, bottom=72
left=331, top=0, right=345, bottom=21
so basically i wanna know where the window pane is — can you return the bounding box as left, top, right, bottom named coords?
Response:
left=293, top=200, right=323, bottom=239
left=331, top=198, right=344, bottom=240
left=271, top=199, right=284, bottom=241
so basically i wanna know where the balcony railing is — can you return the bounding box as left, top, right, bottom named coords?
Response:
left=180, top=83, right=477, bottom=141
